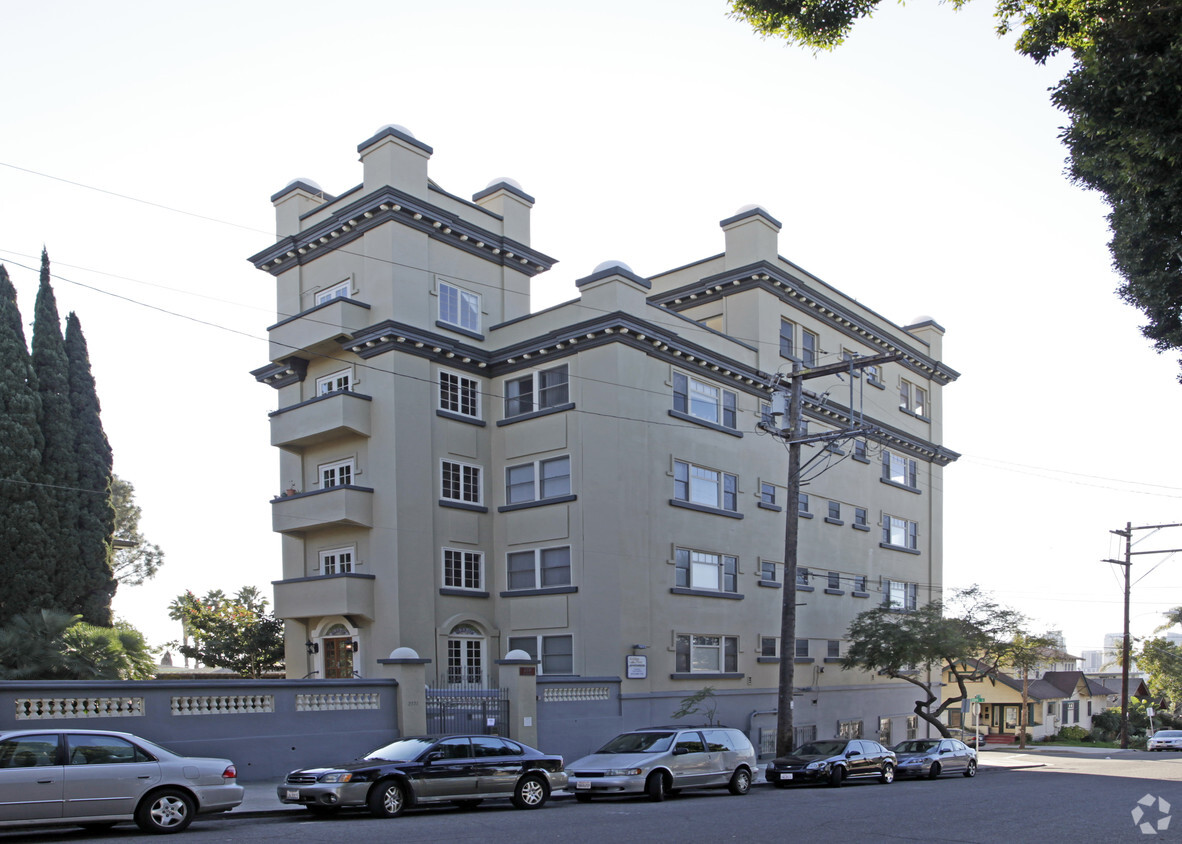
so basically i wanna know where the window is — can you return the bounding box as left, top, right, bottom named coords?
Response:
left=507, top=547, right=572, bottom=590
left=675, top=548, right=738, bottom=593
left=906, top=715, right=918, bottom=740
left=866, top=364, right=882, bottom=386
left=760, top=560, right=778, bottom=582
left=0, top=734, right=59, bottom=768
left=505, top=364, right=569, bottom=418
left=797, top=566, right=810, bottom=586
left=320, top=547, right=354, bottom=575
left=779, top=319, right=794, bottom=359
left=758, top=636, right=779, bottom=657
left=827, top=640, right=841, bottom=659
left=320, top=459, right=354, bottom=488
left=672, top=372, right=737, bottom=429
left=315, top=281, right=350, bottom=305
left=883, top=515, right=919, bottom=551
left=439, top=371, right=481, bottom=418
left=439, top=281, right=480, bottom=333
left=879, top=718, right=892, bottom=746
left=446, top=623, right=484, bottom=685
left=854, top=507, right=868, bottom=528
left=760, top=482, right=777, bottom=506
left=1061, top=700, right=1080, bottom=724
left=827, top=571, right=841, bottom=589
left=801, top=329, right=818, bottom=367
left=673, top=460, right=737, bottom=512
left=506, top=456, right=571, bottom=505
left=853, top=439, right=868, bottom=461
left=853, top=575, right=867, bottom=593
left=443, top=549, right=483, bottom=590
left=837, top=720, right=864, bottom=739
left=883, top=579, right=919, bottom=611
left=798, top=493, right=809, bottom=514
left=675, top=634, right=738, bottom=674
left=827, top=501, right=841, bottom=520
left=441, top=460, right=482, bottom=505
left=900, top=379, right=928, bottom=416
left=883, top=451, right=918, bottom=489
left=795, top=638, right=810, bottom=658
left=67, top=734, right=151, bottom=765
left=508, top=634, right=573, bottom=675
left=316, top=368, right=352, bottom=395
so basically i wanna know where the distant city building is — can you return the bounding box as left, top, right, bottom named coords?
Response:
left=250, top=126, right=959, bottom=752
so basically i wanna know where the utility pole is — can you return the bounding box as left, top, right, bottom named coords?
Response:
left=1104, top=522, right=1182, bottom=749
left=767, top=352, right=899, bottom=757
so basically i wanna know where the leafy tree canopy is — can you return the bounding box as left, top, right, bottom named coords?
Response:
left=841, top=586, right=1045, bottom=735
left=168, top=587, right=284, bottom=679
left=110, top=475, right=164, bottom=586
left=0, top=608, right=155, bottom=680
left=728, top=0, right=1182, bottom=380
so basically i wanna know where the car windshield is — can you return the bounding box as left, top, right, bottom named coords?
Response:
left=895, top=740, right=939, bottom=753
left=365, top=738, right=436, bottom=762
left=1154, top=731, right=1182, bottom=738
left=795, top=740, right=847, bottom=757
left=596, top=732, right=675, bottom=754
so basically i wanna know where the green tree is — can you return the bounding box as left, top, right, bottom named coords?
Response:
left=841, top=586, right=1036, bottom=736
left=64, top=311, right=117, bottom=621
left=169, top=587, right=284, bottom=679
left=0, top=608, right=155, bottom=680
left=0, top=264, right=54, bottom=625
left=728, top=0, right=1182, bottom=380
left=672, top=686, right=719, bottom=725
left=1006, top=631, right=1061, bottom=749
left=110, top=475, right=164, bottom=585
left=1137, top=637, right=1182, bottom=713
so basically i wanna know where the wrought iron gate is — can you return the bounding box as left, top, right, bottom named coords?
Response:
left=425, top=684, right=509, bottom=735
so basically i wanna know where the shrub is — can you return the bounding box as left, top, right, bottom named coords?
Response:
left=1057, top=725, right=1089, bottom=742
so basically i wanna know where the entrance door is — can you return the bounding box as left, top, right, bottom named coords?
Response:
left=323, top=637, right=354, bottom=679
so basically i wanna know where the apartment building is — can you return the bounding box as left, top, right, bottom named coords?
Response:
left=250, top=125, right=959, bottom=749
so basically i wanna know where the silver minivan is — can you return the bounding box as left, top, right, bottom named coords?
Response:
left=565, top=727, right=756, bottom=802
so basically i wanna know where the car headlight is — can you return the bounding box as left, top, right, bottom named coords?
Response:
left=318, top=772, right=355, bottom=783
left=805, top=761, right=829, bottom=772
left=603, top=768, right=643, bottom=777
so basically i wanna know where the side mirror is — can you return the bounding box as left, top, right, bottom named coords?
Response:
left=672, top=746, right=689, bottom=756
left=425, top=751, right=444, bottom=764
left=845, top=750, right=860, bottom=758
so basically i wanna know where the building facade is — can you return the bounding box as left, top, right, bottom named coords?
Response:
left=250, top=126, right=959, bottom=755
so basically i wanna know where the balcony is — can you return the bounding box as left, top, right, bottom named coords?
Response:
left=268, top=298, right=371, bottom=361
left=272, top=486, right=374, bottom=535
left=273, top=573, right=376, bottom=621
left=270, top=391, right=372, bottom=451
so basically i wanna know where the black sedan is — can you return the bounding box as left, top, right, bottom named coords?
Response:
left=765, top=739, right=896, bottom=787
left=278, top=735, right=568, bottom=818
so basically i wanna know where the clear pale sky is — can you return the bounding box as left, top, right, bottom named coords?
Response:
left=2, top=0, right=1180, bottom=660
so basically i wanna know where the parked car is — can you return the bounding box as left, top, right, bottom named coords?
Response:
left=0, top=728, right=243, bottom=834
left=565, top=726, right=756, bottom=801
left=946, top=728, right=985, bottom=749
left=765, top=738, right=896, bottom=787
left=278, top=734, right=567, bottom=818
left=1147, top=730, right=1182, bottom=751
left=892, top=738, right=978, bottom=779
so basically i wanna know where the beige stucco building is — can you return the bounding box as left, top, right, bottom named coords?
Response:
left=250, top=126, right=959, bottom=753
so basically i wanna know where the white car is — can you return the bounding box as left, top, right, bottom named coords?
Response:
left=0, top=728, right=243, bottom=834
left=1148, top=730, right=1182, bottom=751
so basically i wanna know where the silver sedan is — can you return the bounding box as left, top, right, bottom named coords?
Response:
left=0, top=728, right=243, bottom=834
left=891, top=738, right=978, bottom=779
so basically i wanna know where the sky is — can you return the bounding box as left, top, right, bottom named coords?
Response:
left=2, top=0, right=1180, bottom=662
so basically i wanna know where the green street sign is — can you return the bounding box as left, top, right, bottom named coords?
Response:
left=972, top=695, right=985, bottom=703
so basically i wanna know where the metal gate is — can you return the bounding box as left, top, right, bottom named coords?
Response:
left=425, top=684, right=509, bottom=735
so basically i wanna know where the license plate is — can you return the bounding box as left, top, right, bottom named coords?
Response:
left=782, top=773, right=793, bottom=780
left=576, top=780, right=591, bottom=790
left=286, top=789, right=300, bottom=800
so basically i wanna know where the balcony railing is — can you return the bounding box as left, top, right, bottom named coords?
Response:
left=273, top=573, right=376, bottom=621
left=268, top=298, right=371, bottom=360
left=270, top=391, right=372, bottom=451
left=271, top=486, right=374, bottom=535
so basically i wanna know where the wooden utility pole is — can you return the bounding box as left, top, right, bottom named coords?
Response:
left=769, top=352, right=899, bottom=757
left=1104, top=522, right=1182, bottom=749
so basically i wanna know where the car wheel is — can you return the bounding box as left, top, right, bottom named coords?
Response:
left=879, top=762, right=895, bottom=784
left=927, top=762, right=941, bottom=780
left=368, top=779, right=407, bottom=818
left=452, top=800, right=483, bottom=810
left=646, top=771, right=670, bottom=802
left=575, top=793, right=593, bottom=803
left=512, top=774, right=549, bottom=809
left=963, top=759, right=978, bottom=778
left=135, top=788, right=195, bottom=834
left=728, top=768, right=752, bottom=795
left=828, top=766, right=845, bottom=788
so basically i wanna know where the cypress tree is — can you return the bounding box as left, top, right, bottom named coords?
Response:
left=65, top=312, right=116, bottom=625
left=0, top=265, right=55, bottom=624
left=30, top=250, right=83, bottom=619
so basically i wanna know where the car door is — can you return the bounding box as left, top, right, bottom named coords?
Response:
left=0, top=734, right=64, bottom=821
left=410, top=738, right=475, bottom=800
left=701, top=729, right=737, bottom=785
left=669, top=732, right=714, bottom=787
left=62, top=734, right=161, bottom=818
left=469, top=736, right=523, bottom=797
left=940, top=740, right=967, bottom=773
left=843, top=741, right=870, bottom=778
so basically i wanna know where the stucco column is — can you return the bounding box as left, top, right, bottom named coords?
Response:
left=497, top=651, right=539, bottom=747
left=377, top=648, right=431, bottom=736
